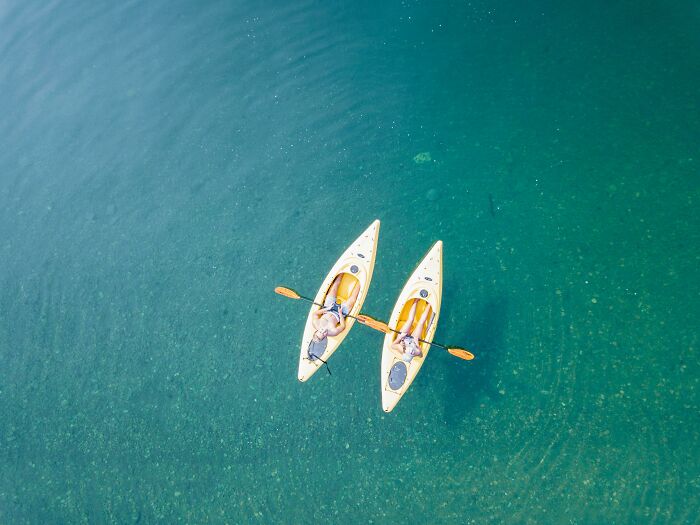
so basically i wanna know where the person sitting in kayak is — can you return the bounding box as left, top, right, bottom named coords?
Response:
left=390, top=298, right=432, bottom=362
left=311, top=274, right=360, bottom=343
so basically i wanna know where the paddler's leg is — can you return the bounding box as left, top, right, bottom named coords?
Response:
left=323, top=274, right=343, bottom=309
left=411, top=302, right=432, bottom=339
left=342, top=279, right=361, bottom=313
left=328, top=274, right=342, bottom=297
left=398, top=299, right=418, bottom=335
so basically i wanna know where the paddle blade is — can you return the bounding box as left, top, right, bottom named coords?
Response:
left=274, top=286, right=301, bottom=300
left=356, top=314, right=390, bottom=333
left=447, top=347, right=475, bottom=361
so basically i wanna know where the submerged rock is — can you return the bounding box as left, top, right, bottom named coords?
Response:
left=413, top=151, right=432, bottom=164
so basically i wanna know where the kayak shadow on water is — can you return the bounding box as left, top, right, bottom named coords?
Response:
left=436, top=296, right=508, bottom=425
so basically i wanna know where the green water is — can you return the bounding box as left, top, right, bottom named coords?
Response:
left=1, top=1, right=698, bottom=523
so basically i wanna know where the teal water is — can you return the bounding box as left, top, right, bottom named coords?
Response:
left=1, top=1, right=698, bottom=523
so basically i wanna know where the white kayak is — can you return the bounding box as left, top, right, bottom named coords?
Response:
left=380, top=240, right=442, bottom=412
left=298, top=220, right=380, bottom=382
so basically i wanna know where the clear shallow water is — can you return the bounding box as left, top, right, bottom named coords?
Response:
left=1, top=1, right=698, bottom=523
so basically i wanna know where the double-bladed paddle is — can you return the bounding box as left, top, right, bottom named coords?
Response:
left=355, top=314, right=474, bottom=361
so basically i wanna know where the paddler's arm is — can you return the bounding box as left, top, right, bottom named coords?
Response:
left=336, top=310, right=347, bottom=332
left=312, top=309, right=328, bottom=329
left=313, top=307, right=329, bottom=319
left=327, top=311, right=346, bottom=336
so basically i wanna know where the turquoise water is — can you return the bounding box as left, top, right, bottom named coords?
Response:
left=1, top=1, right=698, bottom=523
